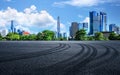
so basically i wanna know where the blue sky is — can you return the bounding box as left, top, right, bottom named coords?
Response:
left=0, top=0, right=120, bottom=36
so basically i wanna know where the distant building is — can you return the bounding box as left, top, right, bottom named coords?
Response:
left=1, top=30, right=7, bottom=37
left=100, top=12, right=107, bottom=32
left=89, top=11, right=100, bottom=35
left=79, top=22, right=88, bottom=34
left=23, top=31, right=30, bottom=35
left=17, top=29, right=23, bottom=35
left=109, top=24, right=120, bottom=34
left=109, top=24, right=116, bottom=32
left=101, top=32, right=111, bottom=39
left=57, top=16, right=60, bottom=38
left=63, top=32, right=67, bottom=38
left=89, top=11, right=107, bottom=35
left=11, top=20, right=14, bottom=33
left=69, top=22, right=79, bottom=39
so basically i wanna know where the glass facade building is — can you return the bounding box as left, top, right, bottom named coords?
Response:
left=89, top=11, right=107, bottom=35
left=89, top=11, right=100, bottom=35
left=69, top=22, right=79, bottom=39
left=100, top=12, right=107, bottom=32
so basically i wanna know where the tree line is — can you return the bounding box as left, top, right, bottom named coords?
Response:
left=0, top=29, right=120, bottom=41
left=0, top=30, right=67, bottom=41
left=73, top=29, right=120, bottom=40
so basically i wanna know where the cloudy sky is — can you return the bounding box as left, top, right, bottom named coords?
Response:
left=0, top=0, right=120, bottom=35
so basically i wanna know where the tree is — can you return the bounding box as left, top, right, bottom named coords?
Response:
left=94, top=32, right=104, bottom=40
left=75, top=29, right=87, bottom=40
left=36, top=32, right=44, bottom=40
left=108, top=32, right=117, bottom=40
left=36, top=30, right=55, bottom=40
left=117, top=34, right=120, bottom=40
left=28, top=34, right=36, bottom=40
left=6, top=33, right=20, bottom=40
left=0, top=34, right=2, bottom=40
left=87, top=36, right=94, bottom=40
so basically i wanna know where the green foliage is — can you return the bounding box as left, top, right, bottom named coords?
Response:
left=36, top=30, right=55, bottom=40
left=117, top=35, right=120, bottom=40
left=6, top=33, right=20, bottom=40
left=0, top=34, right=3, bottom=40
left=108, top=32, right=117, bottom=40
left=20, top=34, right=36, bottom=40
left=87, top=36, right=95, bottom=40
left=94, top=32, right=104, bottom=40
left=75, top=29, right=86, bottom=40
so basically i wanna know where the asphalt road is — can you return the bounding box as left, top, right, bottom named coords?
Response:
left=0, top=41, right=120, bottom=75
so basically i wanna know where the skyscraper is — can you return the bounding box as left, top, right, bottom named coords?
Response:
left=89, top=11, right=100, bottom=35
left=109, top=24, right=116, bottom=32
left=109, top=24, right=120, bottom=34
left=79, top=22, right=88, bottom=34
left=11, top=20, right=14, bottom=33
left=89, top=11, right=107, bottom=35
left=57, top=16, right=60, bottom=38
left=69, top=22, right=79, bottom=39
left=100, top=12, right=107, bottom=32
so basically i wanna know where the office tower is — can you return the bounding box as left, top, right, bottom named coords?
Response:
left=57, top=16, right=60, bottom=38
left=14, top=28, right=16, bottom=33
left=109, top=24, right=120, bottom=34
left=78, top=22, right=88, bottom=34
left=69, top=22, right=79, bottom=39
left=79, top=22, right=88, bottom=29
left=63, top=32, right=67, bottom=38
left=11, top=20, right=14, bottom=33
left=89, top=11, right=107, bottom=35
left=116, top=27, right=120, bottom=34
left=109, top=24, right=116, bottom=32
left=1, top=30, right=7, bottom=37
left=100, top=12, right=107, bottom=32
left=83, top=22, right=88, bottom=29
left=89, top=11, right=100, bottom=35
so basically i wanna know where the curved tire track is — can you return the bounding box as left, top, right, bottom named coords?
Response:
left=81, top=44, right=119, bottom=73
left=37, top=44, right=97, bottom=75
left=0, top=43, right=70, bottom=63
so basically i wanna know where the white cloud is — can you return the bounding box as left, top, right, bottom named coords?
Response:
left=0, top=5, right=56, bottom=27
left=0, top=5, right=67, bottom=33
left=83, top=17, right=90, bottom=23
left=53, top=0, right=117, bottom=7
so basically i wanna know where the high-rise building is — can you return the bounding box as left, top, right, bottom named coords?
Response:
left=100, top=12, right=107, bottom=32
left=109, top=24, right=116, bottom=32
left=63, top=32, right=67, bottom=38
left=79, top=22, right=88, bottom=34
left=89, top=11, right=100, bottom=35
left=14, top=28, right=16, bottom=33
left=57, top=16, right=60, bottom=38
left=11, top=20, right=14, bottom=33
left=83, top=22, right=88, bottom=29
left=116, top=27, right=120, bottom=34
left=1, top=30, right=7, bottom=37
left=89, top=11, right=107, bottom=35
left=109, top=24, right=120, bottom=34
left=69, top=22, right=79, bottom=39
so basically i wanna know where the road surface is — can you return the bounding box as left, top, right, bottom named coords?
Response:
left=0, top=41, right=120, bottom=75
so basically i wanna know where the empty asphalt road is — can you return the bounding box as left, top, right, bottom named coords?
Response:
left=0, top=41, right=120, bottom=75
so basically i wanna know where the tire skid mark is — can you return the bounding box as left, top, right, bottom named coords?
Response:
left=0, top=43, right=70, bottom=63
left=82, top=44, right=119, bottom=72
left=32, top=44, right=86, bottom=75
left=63, top=44, right=97, bottom=75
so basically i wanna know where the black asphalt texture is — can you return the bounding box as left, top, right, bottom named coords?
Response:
left=0, top=41, right=120, bottom=75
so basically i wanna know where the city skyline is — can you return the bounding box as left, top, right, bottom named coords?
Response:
left=0, top=0, right=120, bottom=36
